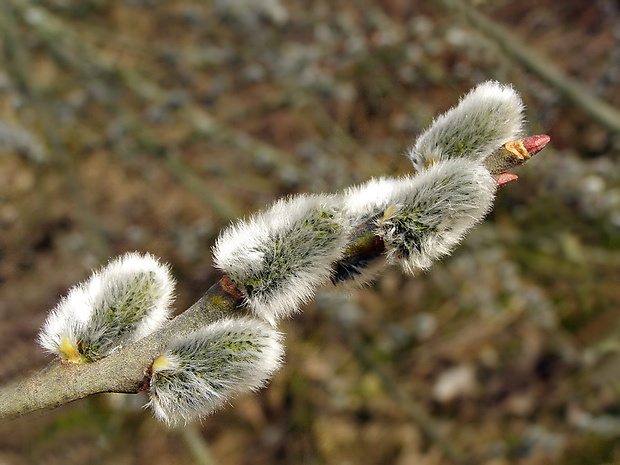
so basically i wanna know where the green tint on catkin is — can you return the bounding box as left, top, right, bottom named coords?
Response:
left=38, top=252, right=175, bottom=363
left=408, top=81, right=524, bottom=171
left=213, top=194, right=350, bottom=324
left=379, top=160, right=496, bottom=273
left=148, top=317, right=283, bottom=426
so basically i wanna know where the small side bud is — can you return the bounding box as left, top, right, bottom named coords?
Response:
left=495, top=172, right=519, bottom=189
left=344, top=159, right=496, bottom=275
left=38, top=252, right=175, bottom=362
left=213, top=194, right=349, bottom=324
left=408, top=80, right=524, bottom=171
left=147, top=317, right=283, bottom=426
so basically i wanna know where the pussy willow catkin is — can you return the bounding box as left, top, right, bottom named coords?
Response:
left=38, top=252, right=175, bottom=363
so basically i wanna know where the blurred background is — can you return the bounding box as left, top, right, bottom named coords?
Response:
left=1, top=0, right=620, bottom=464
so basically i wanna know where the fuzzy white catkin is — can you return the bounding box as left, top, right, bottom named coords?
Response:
left=408, top=80, right=524, bottom=171
left=344, top=158, right=496, bottom=274
left=213, top=193, right=349, bottom=324
left=147, top=316, right=283, bottom=426
left=38, top=252, right=175, bottom=362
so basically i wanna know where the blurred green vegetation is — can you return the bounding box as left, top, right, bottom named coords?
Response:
left=1, top=0, right=620, bottom=464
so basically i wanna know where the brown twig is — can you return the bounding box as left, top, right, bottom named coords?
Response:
left=431, top=0, right=620, bottom=135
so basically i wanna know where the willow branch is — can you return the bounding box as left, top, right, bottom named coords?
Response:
left=0, top=236, right=388, bottom=420
left=0, top=132, right=544, bottom=421
left=0, top=279, right=241, bottom=420
left=0, top=200, right=424, bottom=420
